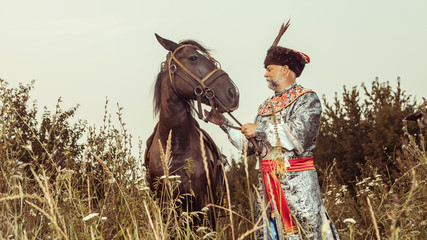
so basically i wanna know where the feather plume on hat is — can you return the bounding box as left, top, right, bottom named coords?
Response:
left=271, top=20, right=291, bottom=47
left=264, top=19, right=310, bottom=78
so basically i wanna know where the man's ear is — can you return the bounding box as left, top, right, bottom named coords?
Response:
left=281, top=65, right=290, bottom=75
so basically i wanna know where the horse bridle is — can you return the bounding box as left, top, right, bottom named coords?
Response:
left=166, top=44, right=262, bottom=154
left=166, top=44, right=241, bottom=127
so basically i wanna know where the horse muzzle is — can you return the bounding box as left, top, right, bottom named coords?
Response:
left=212, top=77, right=239, bottom=113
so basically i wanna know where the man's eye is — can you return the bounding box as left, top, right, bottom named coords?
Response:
left=189, top=56, right=199, bottom=61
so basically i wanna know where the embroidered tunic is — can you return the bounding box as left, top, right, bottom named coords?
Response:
left=223, top=83, right=339, bottom=239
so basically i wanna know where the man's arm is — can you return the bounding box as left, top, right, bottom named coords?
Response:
left=250, top=92, right=321, bottom=155
left=204, top=109, right=247, bottom=150
left=205, top=109, right=258, bottom=153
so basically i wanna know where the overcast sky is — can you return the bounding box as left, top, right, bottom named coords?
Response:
left=1, top=0, right=426, bottom=158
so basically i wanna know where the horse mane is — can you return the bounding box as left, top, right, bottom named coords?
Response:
left=153, top=71, right=163, bottom=116
left=179, top=39, right=211, bottom=54
left=153, top=39, right=209, bottom=116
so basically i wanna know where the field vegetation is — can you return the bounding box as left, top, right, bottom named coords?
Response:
left=1, top=78, right=425, bottom=239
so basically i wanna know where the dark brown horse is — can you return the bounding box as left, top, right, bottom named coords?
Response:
left=144, top=34, right=239, bottom=226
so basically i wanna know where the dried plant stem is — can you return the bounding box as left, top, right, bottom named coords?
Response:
left=237, top=217, right=263, bottom=240
left=207, top=204, right=252, bottom=223
left=0, top=194, right=43, bottom=202
left=90, top=226, right=95, bottom=240
left=25, top=200, right=68, bottom=239
left=30, top=167, right=68, bottom=239
left=200, top=132, right=212, bottom=198
left=144, top=200, right=161, bottom=240
left=159, top=131, right=173, bottom=191
left=253, top=185, right=268, bottom=239
left=200, top=131, right=217, bottom=227
left=221, top=163, right=235, bottom=240
left=92, top=153, right=138, bottom=230
left=87, top=171, right=91, bottom=213
left=242, top=139, right=256, bottom=240
left=367, top=197, right=381, bottom=240
left=158, top=130, right=181, bottom=238
left=92, top=153, right=114, bottom=179
left=389, top=169, right=418, bottom=239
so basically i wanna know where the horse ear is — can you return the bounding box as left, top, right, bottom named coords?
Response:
left=155, top=33, right=179, bottom=52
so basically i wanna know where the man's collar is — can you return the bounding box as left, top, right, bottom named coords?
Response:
left=274, top=82, right=297, bottom=96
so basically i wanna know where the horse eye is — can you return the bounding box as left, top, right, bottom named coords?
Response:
left=189, top=56, right=199, bottom=61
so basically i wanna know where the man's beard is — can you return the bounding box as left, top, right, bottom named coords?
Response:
left=266, top=77, right=279, bottom=91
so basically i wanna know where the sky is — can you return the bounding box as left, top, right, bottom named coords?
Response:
left=1, top=0, right=426, bottom=158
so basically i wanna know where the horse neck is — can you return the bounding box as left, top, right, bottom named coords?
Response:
left=158, top=77, right=199, bottom=140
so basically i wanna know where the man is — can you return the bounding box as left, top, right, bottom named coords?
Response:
left=206, top=23, right=339, bottom=239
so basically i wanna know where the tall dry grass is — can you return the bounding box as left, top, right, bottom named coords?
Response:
left=1, top=79, right=425, bottom=239
left=0, top=79, right=260, bottom=239
left=318, top=118, right=426, bottom=239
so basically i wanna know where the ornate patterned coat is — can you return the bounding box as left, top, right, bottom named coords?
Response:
left=223, top=83, right=340, bottom=239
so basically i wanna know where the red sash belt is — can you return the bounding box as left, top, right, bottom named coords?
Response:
left=261, top=157, right=314, bottom=234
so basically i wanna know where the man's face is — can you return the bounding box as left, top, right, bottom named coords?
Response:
left=264, top=65, right=285, bottom=91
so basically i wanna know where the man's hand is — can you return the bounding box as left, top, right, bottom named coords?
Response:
left=241, top=123, right=257, bottom=139
left=204, top=109, right=225, bottom=126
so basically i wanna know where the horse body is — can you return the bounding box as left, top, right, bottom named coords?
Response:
left=145, top=34, right=239, bottom=222
left=147, top=107, right=214, bottom=211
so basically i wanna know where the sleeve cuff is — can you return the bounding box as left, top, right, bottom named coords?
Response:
left=220, top=118, right=234, bottom=133
left=255, top=124, right=267, bottom=141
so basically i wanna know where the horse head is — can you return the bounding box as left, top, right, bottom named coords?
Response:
left=155, top=34, right=239, bottom=115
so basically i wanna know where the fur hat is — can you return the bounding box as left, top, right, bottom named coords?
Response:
left=265, top=20, right=310, bottom=78
left=264, top=46, right=310, bottom=77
